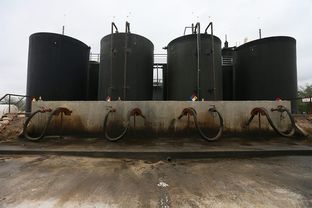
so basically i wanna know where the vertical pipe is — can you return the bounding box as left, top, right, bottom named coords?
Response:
left=110, top=23, right=114, bottom=97
left=109, top=23, right=119, bottom=98
left=211, top=23, right=216, bottom=100
left=60, top=112, right=63, bottom=138
left=165, top=63, right=168, bottom=101
left=123, top=22, right=130, bottom=100
left=232, top=52, right=236, bottom=100
left=205, top=22, right=216, bottom=100
left=259, top=29, right=262, bottom=39
left=157, top=65, right=159, bottom=100
left=196, top=22, right=201, bottom=99
left=156, top=65, right=159, bottom=87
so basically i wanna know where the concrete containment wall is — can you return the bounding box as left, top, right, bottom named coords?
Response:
left=31, top=101, right=291, bottom=137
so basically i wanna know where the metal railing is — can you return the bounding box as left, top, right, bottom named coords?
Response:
left=154, top=53, right=167, bottom=64
left=89, top=53, right=100, bottom=62
left=153, top=64, right=166, bottom=87
left=0, top=94, right=30, bottom=113
left=222, top=56, right=234, bottom=66
left=90, top=51, right=168, bottom=88
left=90, top=53, right=167, bottom=64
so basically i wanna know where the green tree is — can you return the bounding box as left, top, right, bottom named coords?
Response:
left=297, top=84, right=312, bottom=113
left=298, top=84, right=312, bottom=97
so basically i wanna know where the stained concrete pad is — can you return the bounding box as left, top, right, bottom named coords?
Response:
left=0, top=155, right=311, bottom=207
left=0, top=136, right=311, bottom=159
left=0, top=136, right=311, bottom=207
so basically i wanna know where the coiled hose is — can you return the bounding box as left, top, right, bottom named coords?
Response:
left=246, top=105, right=295, bottom=137
left=103, top=108, right=145, bottom=142
left=23, top=107, right=72, bottom=141
left=103, top=109, right=129, bottom=142
left=178, top=107, right=224, bottom=141
left=271, top=105, right=296, bottom=137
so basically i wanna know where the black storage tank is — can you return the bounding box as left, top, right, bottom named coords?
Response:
left=26, top=32, right=90, bottom=111
left=166, top=33, right=222, bottom=100
left=87, top=61, right=99, bottom=100
left=235, top=36, right=297, bottom=110
left=98, top=31, right=154, bottom=100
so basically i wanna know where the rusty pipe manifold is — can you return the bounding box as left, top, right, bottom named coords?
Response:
left=178, top=106, right=223, bottom=141
left=246, top=105, right=295, bottom=137
left=23, top=107, right=72, bottom=141
left=103, top=107, right=146, bottom=142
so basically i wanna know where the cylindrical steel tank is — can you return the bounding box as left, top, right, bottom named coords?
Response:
left=166, top=34, right=222, bottom=100
left=87, top=61, right=99, bottom=100
left=98, top=33, right=154, bottom=100
left=235, top=36, right=297, bottom=111
left=26, top=32, right=90, bottom=112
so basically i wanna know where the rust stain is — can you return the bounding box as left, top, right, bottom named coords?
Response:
left=46, top=114, right=86, bottom=136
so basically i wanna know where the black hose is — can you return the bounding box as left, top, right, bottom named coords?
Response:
left=178, top=107, right=223, bottom=141
left=23, top=107, right=64, bottom=141
left=246, top=106, right=295, bottom=137
left=271, top=106, right=296, bottom=137
left=103, top=110, right=129, bottom=142
left=193, top=107, right=223, bottom=141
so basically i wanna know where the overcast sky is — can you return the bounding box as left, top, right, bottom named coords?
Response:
left=0, top=0, right=311, bottom=96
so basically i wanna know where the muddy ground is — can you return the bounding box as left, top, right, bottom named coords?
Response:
left=0, top=155, right=311, bottom=208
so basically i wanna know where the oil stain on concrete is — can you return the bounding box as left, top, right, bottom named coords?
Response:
left=0, top=156, right=311, bottom=208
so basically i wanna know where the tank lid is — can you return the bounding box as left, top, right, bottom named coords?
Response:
left=237, top=36, right=296, bottom=50
left=167, top=33, right=221, bottom=47
left=101, top=32, right=154, bottom=47
left=30, top=32, right=90, bottom=49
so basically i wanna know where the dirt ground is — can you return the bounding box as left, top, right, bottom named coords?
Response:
left=0, top=155, right=311, bottom=208
left=0, top=115, right=24, bottom=141
left=295, top=115, right=312, bottom=135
